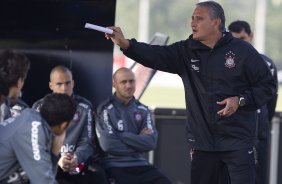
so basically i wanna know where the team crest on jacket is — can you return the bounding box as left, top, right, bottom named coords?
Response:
left=73, top=111, right=80, bottom=122
left=134, top=111, right=142, bottom=122
left=224, top=51, right=236, bottom=68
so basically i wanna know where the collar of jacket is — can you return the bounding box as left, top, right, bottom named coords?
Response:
left=111, top=94, right=136, bottom=107
left=187, top=32, right=233, bottom=50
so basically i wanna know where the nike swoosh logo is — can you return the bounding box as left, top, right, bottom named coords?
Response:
left=191, top=59, right=199, bottom=62
left=248, top=150, right=253, bottom=154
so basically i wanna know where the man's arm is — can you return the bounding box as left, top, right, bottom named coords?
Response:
left=119, top=111, right=158, bottom=152
left=12, top=121, right=57, bottom=183
left=95, top=108, right=137, bottom=155
left=259, top=54, right=278, bottom=120
left=31, top=98, right=44, bottom=112
left=106, top=26, right=183, bottom=75
left=74, top=107, right=95, bottom=163
left=239, top=49, right=277, bottom=110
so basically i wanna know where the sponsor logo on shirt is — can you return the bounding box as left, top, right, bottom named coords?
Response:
left=87, top=109, right=93, bottom=138
left=146, top=114, right=153, bottom=131
left=31, top=121, right=41, bottom=161
left=61, top=144, right=75, bottom=153
left=190, top=58, right=200, bottom=72
left=103, top=109, right=113, bottom=134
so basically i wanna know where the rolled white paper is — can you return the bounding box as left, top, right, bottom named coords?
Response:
left=84, top=23, right=113, bottom=34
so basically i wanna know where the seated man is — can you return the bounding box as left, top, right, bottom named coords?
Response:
left=0, top=49, right=30, bottom=121
left=33, top=65, right=106, bottom=184
left=0, top=93, right=77, bottom=183
left=95, top=67, right=171, bottom=184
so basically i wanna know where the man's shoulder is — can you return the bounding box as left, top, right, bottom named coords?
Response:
left=32, top=97, right=45, bottom=110
left=97, top=97, right=113, bottom=112
left=19, top=108, right=41, bottom=120
left=260, top=54, right=276, bottom=66
left=134, top=100, right=150, bottom=112
left=74, top=94, right=93, bottom=110
left=0, top=109, right=41, bottom=137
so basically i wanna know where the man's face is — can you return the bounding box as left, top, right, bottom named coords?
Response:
left=113, top=71, right=136, bottom=102
left=230, top=30, right=253, bottom=43
left=49, top=71, right=74, bottom=96
left=191, top=6, right=221, bottom=41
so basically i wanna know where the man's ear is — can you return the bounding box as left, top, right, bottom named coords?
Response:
left=250, top=32, right=254, bottom=41
left=16, top=78, right=24, bottom=88
left=60, top=122, right=70, bottom=132
left=49, top=81, right=53, bottom=91
left=112, top=80, right=116, bottom=89
left=213, top=18, right=221, bottom=30
left=51, top=122, right=70, bottom=135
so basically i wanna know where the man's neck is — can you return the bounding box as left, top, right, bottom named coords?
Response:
left=201, top=32, right=223, bottom=48
left=114, top=95, right=132, bottom=106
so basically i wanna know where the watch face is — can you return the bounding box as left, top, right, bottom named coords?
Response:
left=239, top=97, right=245, bottom=107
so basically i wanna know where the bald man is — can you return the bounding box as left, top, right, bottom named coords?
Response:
left=32, top=65, right=106, bottom=184
left=95, top=67, right=171, bottom=184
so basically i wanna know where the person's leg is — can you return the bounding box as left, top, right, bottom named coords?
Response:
left=218, top=162, right=231, bottom=184
left=106, top=167, right=138, bottom=184
left=83, top=163, right=108, bottom=184
left=222, top=148, right=256, bottom=184
left=56, top=167, right=81, bottom=184
left=255, top=138, right=269, bottom=184
left=136, top=166, right=171, bottom=184
left=190, top=150, right=221, bottom=184
left=56, top=163, right=107, bottom=184
left=106, top=166, right=171, bottom=184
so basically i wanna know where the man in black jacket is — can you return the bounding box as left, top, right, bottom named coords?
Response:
left=105, top=1, right=276, bottom=184
left=228, top=20, right=278, bottom=184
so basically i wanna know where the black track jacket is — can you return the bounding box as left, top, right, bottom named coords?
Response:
left=123, top=32, right=277, bottom=151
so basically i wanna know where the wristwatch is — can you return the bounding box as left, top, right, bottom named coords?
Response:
left=238, top=96, right=246, bottom=107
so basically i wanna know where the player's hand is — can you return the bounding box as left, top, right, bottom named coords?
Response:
left=140, top=127, right=153, bottom=135
left=58, top=153, right=78, bottom=172
left=105, top=26, right=130, bottom=50
left=216, top=96, right=239, bottom=117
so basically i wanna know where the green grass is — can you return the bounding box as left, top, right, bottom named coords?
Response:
left=140, top=86, right=282, bottom=112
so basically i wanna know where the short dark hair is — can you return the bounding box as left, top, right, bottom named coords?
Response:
left=0, top=49, right=30, bottom=88
left=197, top=1, right=226, bottom=32
left=40, top=93, right=77, bottom=127
left=228, top=20, right=252, bottom=35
